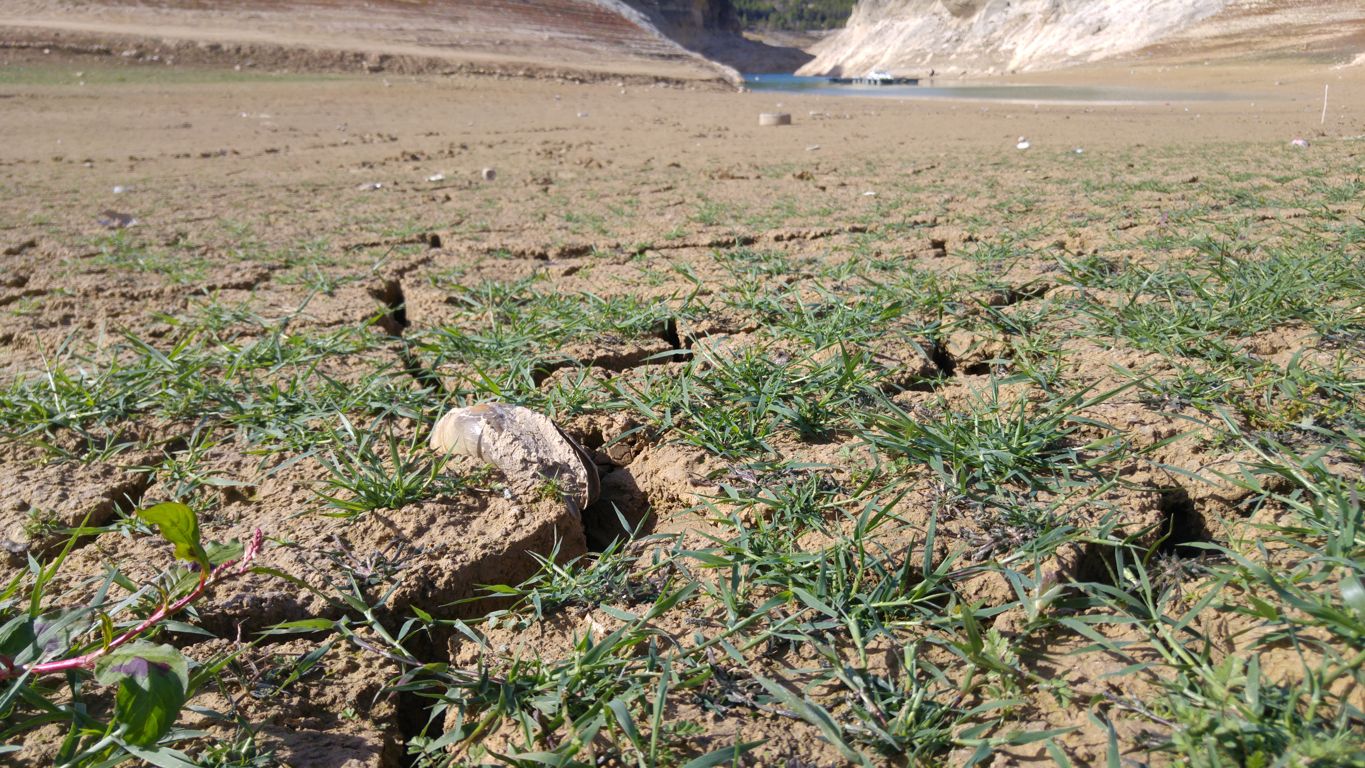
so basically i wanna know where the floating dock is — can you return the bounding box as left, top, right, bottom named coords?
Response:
left=828, top=76, right=920, bottom=86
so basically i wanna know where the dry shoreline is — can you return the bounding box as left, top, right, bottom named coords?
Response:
left=0, top=25, right=739, bottom=87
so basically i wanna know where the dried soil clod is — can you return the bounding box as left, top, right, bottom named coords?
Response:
left=429, top=403, right=599, bottom=515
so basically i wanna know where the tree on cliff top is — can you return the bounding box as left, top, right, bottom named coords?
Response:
left=733, top=0, right=857, bottom=30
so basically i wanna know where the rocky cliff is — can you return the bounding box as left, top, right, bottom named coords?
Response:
left=627, top=0, right=740, bottom=47
left=629, top=0, right=812, bottom=72
left=799, top=0, right=1228, bottom=76
left=797, top=0, right=1365, bottom=77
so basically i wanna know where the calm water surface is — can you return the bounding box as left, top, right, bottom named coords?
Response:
left=744, top=74, right=1234, bottom=104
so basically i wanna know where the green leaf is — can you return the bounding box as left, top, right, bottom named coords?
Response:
left=644, top=581, right=698, bottom=621
left=748, top=671, right=865, bottom=764
left=204, top=539, right=244, bottom=567
left=117, top=741, right=200, bottom=768
left=599, top=604, right=639, bottom=623
left=1, top=608, right=85, bottom=666
left=1003, top=726, right=1078, bottom=745
left=0, top=615, right=36, bottom=660
left=1341, top=573, right=1365, bottom=618
left=259, top=618, right=336, bottom=636
left=680, top=740, right=766, bottom=768
left=1044, top=739, right=1075, bottom=768
left=137, top=502, right=209, bottom=573
left=501, top=750, right=573, bottom=765
left=271, top=640, right=333, bottom=694
left=95, top=642, right=190, bottom=746
left=607, top=698, right=641, bottom=746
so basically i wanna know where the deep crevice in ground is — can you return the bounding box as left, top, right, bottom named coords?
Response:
left=1156, top=485, right=1213, bottom=559
left=985, top=282, right=1050, bottom=307
left=368, top=277, right=447, bottom=396
left=582, top=464, right=654, bottom=551
left=1073, top=483, right=1215, bottom=585
left=928, top=339, right=957, bottom=376
left=389, top=630, right=448, bottom=768
left=369, top=277, right=409, bottom=336
left=656, top=316, right=684, bottom=353
left=529, top=329, right=694, bottom=387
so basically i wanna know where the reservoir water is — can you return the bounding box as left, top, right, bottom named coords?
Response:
left=744, top=74, right=1232, bottom=104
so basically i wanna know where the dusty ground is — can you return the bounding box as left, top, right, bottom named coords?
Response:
left=1, top=34, right=1363, bottom=768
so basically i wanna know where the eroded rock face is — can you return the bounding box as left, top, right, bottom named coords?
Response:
left=940, top=0, right=983, bottom=20
left=626, top=0, right=809, bottom=74
left=798, top=0, right=1232, bottom=75
left=627, top=0, right=740, bottom=47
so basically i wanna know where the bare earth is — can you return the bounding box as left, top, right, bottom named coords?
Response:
left=1, top=17, right=1363, bottom=768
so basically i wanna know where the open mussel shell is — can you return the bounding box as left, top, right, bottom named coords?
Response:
left=428, top=403, right=600, bottom=515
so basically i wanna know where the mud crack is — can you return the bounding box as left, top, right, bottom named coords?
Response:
left=928, top=339, right=957, bottom=377
left=2, top=469, right=153, bottom=566
left=369, top=277, right=409, bottom=336
left=1156, top=485, right=1213, bottom=559
left=368, top=277, right=445, bottom=396
left=3, top=237, right=37, bottom=256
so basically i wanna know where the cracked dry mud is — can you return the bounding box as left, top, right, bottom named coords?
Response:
left=1, top=41, right=1363, bottom=768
